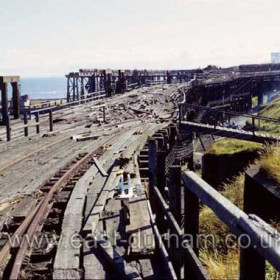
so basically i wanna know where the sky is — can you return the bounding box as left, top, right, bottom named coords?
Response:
left=1, top=0, right=280, bottom=77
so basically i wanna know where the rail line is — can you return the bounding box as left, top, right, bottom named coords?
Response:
left=0, top=129, right=130, bottom=279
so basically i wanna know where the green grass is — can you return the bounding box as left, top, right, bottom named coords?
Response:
left=247, top=97, right=280, bottom=135
left=199, top=174, right=244, bottom=278
left=206, top=139, right=262, bottom=156
left=252, top=96, right=258, bottom=107
left=260, top=97, right=280, bottom=118
left=260, top=145, right=280, bottom=183
left=200, top=144, right=280, bottom=278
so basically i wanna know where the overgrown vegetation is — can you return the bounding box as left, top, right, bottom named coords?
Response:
left=200, top=143, right=280, bottom=279
left=260, top=145, right=280, bottom=183
left=206, top=138, right=262, bottom=156
left=252, top=96, right=258, bottom=107
left=247, top=97, right=280, bottom=135
left=199, top=175, right=244, bottom=279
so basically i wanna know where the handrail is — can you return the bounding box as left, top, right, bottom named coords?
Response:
left=182, top=171, right=280, bottom=273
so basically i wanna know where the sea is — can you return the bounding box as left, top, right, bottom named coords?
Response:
left=19, top=77, right=66, bottom=100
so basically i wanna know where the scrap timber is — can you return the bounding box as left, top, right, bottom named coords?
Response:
left=1, top=66, right=280, bottom=280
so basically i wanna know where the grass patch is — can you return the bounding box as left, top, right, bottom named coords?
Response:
left=200, top=145, right=280, bottom=279
left=199, top=175, right=244, bottom=279
left=247, top=97, right=280, bottom=135
left=206, top=139, right=262, bottom=156
left=252, top=96, right=258, bottom=107
left=260, top=145, right=280, bottom=183
left=200, top=248, right=239, bottom=280
left=260, top=97, right=280, bottom=119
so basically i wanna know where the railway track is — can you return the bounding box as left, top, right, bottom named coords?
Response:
left=0, top=130, right=130, bottom=279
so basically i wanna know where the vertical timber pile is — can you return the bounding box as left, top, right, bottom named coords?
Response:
left=147, top=126, right=209, bottom=280
left=0, top=76, right=20, bottom=141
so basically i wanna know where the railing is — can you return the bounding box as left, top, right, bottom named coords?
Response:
left=147, top=135, right=280, bottom=279
left=1, top=91, right=106, bottom=141
left=179, top=103, right=280, bottom=143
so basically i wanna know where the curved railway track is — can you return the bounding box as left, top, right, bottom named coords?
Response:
left=0, top=129, right=131, bottom=279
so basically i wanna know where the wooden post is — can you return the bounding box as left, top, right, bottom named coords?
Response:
left=214, top=114, right=217, bottom=129
left=103, top=106, right=106, bottom=123
left=148, top=139, right=157, bottom=187
left=148, top=139, right=158, bottom=209
left=11, top=82, right=20, bottom=119
left=67, top=76, right=70, bottom=102
left=154, top=137, right=164, bottom=150
left=156, top=151, right=166, bottom=195
left=49, top=110, right=53, bottom=132
left=1, top=82, right=8, bottom=125
left=252, top=117, right=255, bottom=136
left=184, top=187, right=199, bottom=255
left=179, top=104, right=182, bottom=124
left=24, top=112, right=28, bottom=137
left=240, top=172, right=266, bottom=280
left=169, top=166, right=182, bottom=224
left=169, top=125, right=177, bottom=148
left=35, top=112, right=40, bottom=134
left=240, top=248, right=265, bottom=280
left=6, top=115, right=11, bottom=141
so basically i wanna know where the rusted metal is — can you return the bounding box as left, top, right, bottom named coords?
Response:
left=0, top=198, right=44, bottom=272
left=7, top=129, right=128, bottom=279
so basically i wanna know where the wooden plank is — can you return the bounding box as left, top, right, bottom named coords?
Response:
left=83, top=163, right=120, bottom=234
left=127, top=157, right=155, bottom=257
left=94, top=236, right=130, bottom=280
left=153, top=186, right=209, bottom=280
left=239, top=214, right=280, bottom=273
left=102, top=197, right=138, bottom=278
left=1, top=76, right=20, bottom=83
left=146, top=200, right=176, bottom=280
left=84, top=129, right=137, bottom=227
left=83, top=220, right=106, bottom=280
left=138, top=259, right=154, bottom=279
left=53, top=163, right=98, bottom=279
left=11, top=197, right=37, bottom=219
left=93, top=157, right=108, bottom=177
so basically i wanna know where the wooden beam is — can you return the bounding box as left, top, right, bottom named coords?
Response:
left=0, top=76, right=20, bottom=84
left=169, top=166, right=182, bottom=224
left=126, top=157, right=155, bottom=257
left=182, top=171, right=280, bottom=274
left=83, top=163, right=120, bottom=234
left=153, top=186, right=209, bottom=280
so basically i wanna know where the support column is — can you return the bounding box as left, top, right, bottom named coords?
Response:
left=102, top=106, right=106, bottom=123
left=76, top=77, right=80, bottom=102
left=102, top=70, right=107, bottom=94
left=11, top=82, right=20, bottom=119
left=167, top=71, right=172, bottom=84
left=73, top=77, right=76, bottom=101
left=81, top=77, right=85, bottom=101
left=6, top=115, right=10, bottom=141
left=184, top=187, right=199, bottom=255
left=169, top=166, right=182, bottom=224
left=156, top=150, right=166, bottom=195
left=67, top=76, right=70, bottom=102
left=258, top=91, right=264, bottom=106
left=49, top=110, right=53, bottom=132
left=1, top=82, right=8, bottom=125
left=240, top=170, right=266, bottom=280
left=24, top=112, right=28, bottom=137
left=35, top=112, right=40, bottom=134
left=148, top=139, right=158, bottom=202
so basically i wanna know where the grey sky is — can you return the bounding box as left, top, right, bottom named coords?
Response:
left=0, top=0, right=279, bottom=77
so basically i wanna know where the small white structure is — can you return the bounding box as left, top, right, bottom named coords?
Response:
left=271, top=53, right=280, bottom=64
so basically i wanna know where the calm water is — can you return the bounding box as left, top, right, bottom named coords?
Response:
left=19, top=77, right=66, bottom=100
